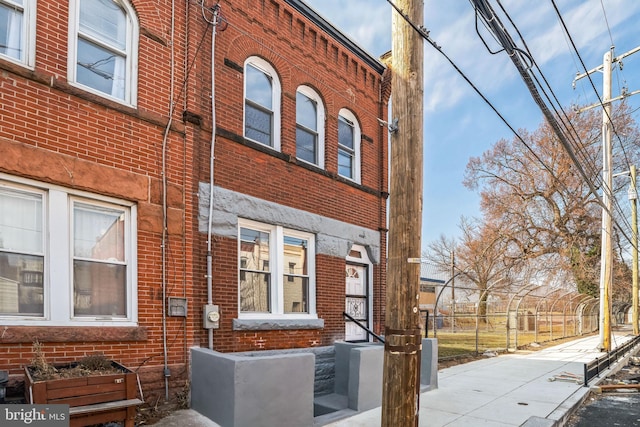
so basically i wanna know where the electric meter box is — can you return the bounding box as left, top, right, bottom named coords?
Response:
left=203, top=304, right=220, bottom=329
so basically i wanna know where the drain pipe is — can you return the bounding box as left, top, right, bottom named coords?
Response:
left=160, top=0, right=177, bottom=402
left=206, top=3, right=220, bottom=350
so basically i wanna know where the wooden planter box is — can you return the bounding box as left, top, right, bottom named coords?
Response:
left=25, top=361, right=141, bottom=427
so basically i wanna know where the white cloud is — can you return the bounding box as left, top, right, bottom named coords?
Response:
left=304, top=0, right=390, bottom=55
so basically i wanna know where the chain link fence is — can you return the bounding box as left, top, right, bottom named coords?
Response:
left=420, top=288, right=604, bottom=357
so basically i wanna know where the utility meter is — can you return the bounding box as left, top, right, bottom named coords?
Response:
left=203, top=304, right=220, bottom=329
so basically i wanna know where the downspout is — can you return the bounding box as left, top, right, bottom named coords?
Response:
left=206, top=4, right=220, bottom=350
left=160, top=0, right=177, bottom=402
left=378, top=62, right=391, bottom=338
left=377, top=77, right=384, bottom=338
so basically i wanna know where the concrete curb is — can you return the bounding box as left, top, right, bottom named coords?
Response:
left=522, top=339, right=640, bottom=427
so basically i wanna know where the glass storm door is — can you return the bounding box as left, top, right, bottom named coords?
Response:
left=345, top=263, right=368, bottom=341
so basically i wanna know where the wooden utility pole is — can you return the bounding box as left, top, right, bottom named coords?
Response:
left=451, top=250, right=455, bottom=333
left=631, top=165, right=638, bottom=335
left=381, top=0, right=424, bottom=425
left=600, top=49, right=613, bottom=352
left=573, top=45, right=640, bottom=347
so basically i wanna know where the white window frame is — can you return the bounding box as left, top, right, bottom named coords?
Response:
left=0, top=174, right=138, bottom=326
left=296, top=85, right=325, bottom=168
left=67, top=0, right=139, bottom=106
left=238, top=219, right=316, bottom=320
left=243, top=56, right=281, bottom=151
left=0, top=0, right=36, bottom=68
left=338, top=108, right=361, bottom=183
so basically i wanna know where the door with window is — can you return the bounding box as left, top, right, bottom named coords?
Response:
left=345, top=263, right=368, bottom=341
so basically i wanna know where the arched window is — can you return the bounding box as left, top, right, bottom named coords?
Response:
left=0, top=0, right=36, bottom=68
left=337, top=108, right=361, bottom=183
left=68, top=0, right=139, bottom=105
left=296, top=85, right=325, bottom=167
left=244, top=57, right=281, bottom=150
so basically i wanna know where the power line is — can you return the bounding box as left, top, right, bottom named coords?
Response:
left=468, top=0, right=636, bottom=249
left=493, top=1, right=635, bottom=246
left=493, top=1, right=604, bottom=189
left=384, top=0, right=566, bottom=194
left=599, top=0, right=615, bottom=51
left=470, top=0, right=606, bottom=205
left=550, top=0, right=636, bottom=246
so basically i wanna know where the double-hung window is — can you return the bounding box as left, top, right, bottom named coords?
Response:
left=337, top=109, right=361, bottom=183
left=69, top=0, right=138, bottom=105
left=296, top=86, right=325, bottom=167
left=238, top=219, right=315, bottom=318
left=244, top=57, right=281, bottom=150
left=0, top=0, right=36, bottom=67
left=0, top=177, right=137, bottom=325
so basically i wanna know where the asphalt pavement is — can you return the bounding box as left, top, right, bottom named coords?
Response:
left=152, top=329, right=639, bottom=427
left=567, top=393, right=640, bottom=426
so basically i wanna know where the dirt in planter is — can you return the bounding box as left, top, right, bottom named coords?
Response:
left=29, top=341, right=123, bottom=381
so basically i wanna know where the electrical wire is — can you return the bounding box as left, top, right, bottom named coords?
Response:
left=493, top=0, right=603, bottom=189
left=384, top=0, right=558, bottom=185
left=492, top=1, right=637, bottom=248
left=385, top=0, right=615, bottom=252
left=551, top=1, right=633, bottom=173
left=470, top=0, right=637, bottom=249
left=550, top=0, right=637, bottom=246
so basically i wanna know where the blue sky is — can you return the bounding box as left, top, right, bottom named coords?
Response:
left=303, top=0, right=640, bottom=250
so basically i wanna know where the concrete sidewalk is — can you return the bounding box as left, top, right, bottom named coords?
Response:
left=325, top=330, right=637, bottom=427
left=152, top=331, right=638, bottom=427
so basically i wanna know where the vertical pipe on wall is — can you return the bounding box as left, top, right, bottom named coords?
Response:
left=206, top=4, right=220, bottom=351
left=160, top=0, right=177, bottom=402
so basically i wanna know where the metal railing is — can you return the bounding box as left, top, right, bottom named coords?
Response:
left=342, top=312, right=385, bottom=343
left=583, top=335, right=640, bottom=386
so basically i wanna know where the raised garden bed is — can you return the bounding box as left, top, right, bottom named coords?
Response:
left=25, top=360, right=141, bottom=427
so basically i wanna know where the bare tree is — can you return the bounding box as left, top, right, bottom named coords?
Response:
left=425, top=217, right=522, bottom=320
left=463, top=104, right=639, bottom=303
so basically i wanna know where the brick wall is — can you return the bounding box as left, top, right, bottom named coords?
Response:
left=188, top=0, right=389, bottom=352
left=0, top=0, right=389, bottom=407
left=0, top=0, right=192, bottom=407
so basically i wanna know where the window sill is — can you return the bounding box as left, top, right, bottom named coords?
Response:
left=232, top=318, right=324, bottom=331
left=0, top=326, right=148, bottom=343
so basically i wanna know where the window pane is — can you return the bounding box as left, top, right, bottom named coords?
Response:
left=284, top=276, right=308, bottom=313
left=0, top=3, right=23, bottom=60
left=338, top=149, right=353, bottom=178
left=296, top=91, right=317, bottom=131
left=240, top=227, right=271, bottom=312
left=76, top=38, right=126, bottom=99
left=245, top=102, right=272, bottom=146
left=74, top=260, right=126, bottom=317
left=0, top=253, right=43, bottom=316
left=296, top=128, right=316, bottom=164
left=245, top=64, right=272, bottom=109
left=0, top=188, right=42, bottom=254
left=283, top=236, right=308, bottom=313
left=239, top=271, right=270, bottom=312
left=74, top=203, right=125, bottom=262
left=338, top=116, right=354, bottom=150
left=284, top=236, right=307, bottom=275
left=240, top=228, right=270, bottom=271
left=80, top=0, right=126, bottom=50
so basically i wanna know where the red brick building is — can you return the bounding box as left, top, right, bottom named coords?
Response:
left=0, top=0, right=389, bottom=406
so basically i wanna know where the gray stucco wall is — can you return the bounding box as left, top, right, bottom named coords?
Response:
left=348, top=346, right=384, bottom=411
left=421, top=338, right=439, bottom=390
left=334, top=342, right=384, bottom=411
left=191, top=347, right=315, bottom=427
left=198, top=184, right=380, bottom=262
left=231, top=346, right=335, bottom=397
